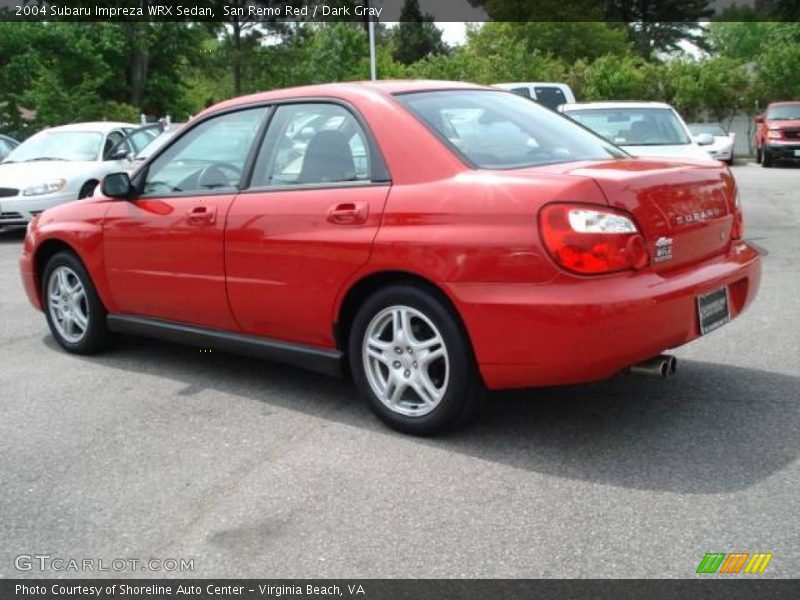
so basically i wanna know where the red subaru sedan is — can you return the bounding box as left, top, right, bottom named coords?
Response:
left=19, top=81, right=761, bottom=434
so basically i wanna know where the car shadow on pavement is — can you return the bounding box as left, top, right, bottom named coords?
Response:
left=0, top=229, right=25, bottom=243
left=47, top=334, right=799, bottom=495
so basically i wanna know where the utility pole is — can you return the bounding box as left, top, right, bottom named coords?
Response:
left=368, top=17, right=377, bottom=81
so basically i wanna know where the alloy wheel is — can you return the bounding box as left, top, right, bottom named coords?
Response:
left=362, top=305, right=449, bottom=417
left=47, top=265, right=89, bottom=343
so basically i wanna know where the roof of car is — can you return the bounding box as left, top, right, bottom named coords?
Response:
left=768, top=101, right=800, bottom=106
left=199, top=80, right=489, bottom=117
left=39, top=122, right=137, bottom=134
left=561, top=101, right=674, bottom=111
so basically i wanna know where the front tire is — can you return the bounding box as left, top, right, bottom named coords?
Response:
left=756, top=146, right=762, bottom=164
left=42, top=251, right=111, bottom=354
left=762, top=150, right=773, bottom=168
left=349, top=285, right=482, bottom=435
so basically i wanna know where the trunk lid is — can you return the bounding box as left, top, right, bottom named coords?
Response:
left=535, top=158, right=736, bottom=271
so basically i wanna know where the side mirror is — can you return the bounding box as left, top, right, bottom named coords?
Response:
left=755, top=114, right=765, bottom=124
left=101, top=172, right=134, bottom=199
left=695, top=133, right=715, bottom=146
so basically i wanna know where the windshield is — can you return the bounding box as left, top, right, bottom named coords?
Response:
left=4, top=131, right=103, bottom=162
left=564, top=107, right=691, bottom=146
left=766, top=105, right=800, bottom=120
left=395, top=90, right=625, bottom=169
left=688, top=123, right=727, bottom=137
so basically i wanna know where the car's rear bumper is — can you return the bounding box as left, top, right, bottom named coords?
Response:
left=446, top=241, right=761, bottom=390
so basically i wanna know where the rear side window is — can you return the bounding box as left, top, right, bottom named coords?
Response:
left=396, top=90, right=625, bottom=169
left=534, top=86, right=567, bottom=110
left=510, top=87, right=532, bottom=99
left=252, top=103, right=371, bottom=187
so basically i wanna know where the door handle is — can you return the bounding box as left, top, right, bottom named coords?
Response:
left=327, top=202, right=368, bottom=225
left=188, top=205, right=216, bottom=225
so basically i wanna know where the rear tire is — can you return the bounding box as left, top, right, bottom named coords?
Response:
left=756, top=147, right=762, bottom=164
left=349, top=285, right=482, bottom=435
left=42, top=251, right=111, bottom=355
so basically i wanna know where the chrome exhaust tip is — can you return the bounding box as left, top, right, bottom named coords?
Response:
left=627, top=354, right=677, bottom=378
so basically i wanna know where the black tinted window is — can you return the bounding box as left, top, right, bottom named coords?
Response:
left=396, top=90, right=625, bottom=169
left=510, top=87, right=531, bottom=99
left=534, top=86, right=567, bottom=109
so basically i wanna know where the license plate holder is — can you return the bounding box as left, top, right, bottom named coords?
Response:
left=697, top=287, right=730, bottom=335
left=794, top=149, right=800, bottom=157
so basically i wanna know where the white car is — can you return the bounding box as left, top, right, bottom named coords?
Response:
left=559, top=102, right=717, bottom=162
left=494, top=82, right=576, bottom=110
left=0, top=122, right=141, bottom=229
left=688, top=122, right=735, bottom=164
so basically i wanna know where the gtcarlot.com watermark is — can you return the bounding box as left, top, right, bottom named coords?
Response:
left=15, top=554, right=194, bottom=573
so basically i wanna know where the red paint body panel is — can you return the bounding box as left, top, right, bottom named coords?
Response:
left=226, top=185, right=390, bottom=347
left=20, top=81, right=762, bottom=391
left=102, top=194, right=239, bottom=330
left=448, top=241, right=760, bottom=389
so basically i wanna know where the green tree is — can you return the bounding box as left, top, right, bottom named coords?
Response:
left=473, top=22, right=631, bottom=64
left=408, top=24, right=565, bottom=84
left=391, top=0, right=447, bottom=66
left=664, top=57, right=750, bottom=123
left=603, top=0, right=714, bottom=61
left=578, top=54, right=661, bottom=101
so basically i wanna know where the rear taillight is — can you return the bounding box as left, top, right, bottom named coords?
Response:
left=539, top=203, right=650, bottom=275
left=731, top=189, right=744, bottom=240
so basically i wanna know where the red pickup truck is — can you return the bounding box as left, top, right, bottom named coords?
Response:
left=755, top=101, right=800, bottom=167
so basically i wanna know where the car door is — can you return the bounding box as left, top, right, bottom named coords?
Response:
left=225, top=101, right=391, bottom=348
left=103, top=107, right=268, bottom=329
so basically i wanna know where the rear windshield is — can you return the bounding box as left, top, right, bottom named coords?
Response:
left=534, top=86, right=567, bottom=109
left=395, top=90, right=625, bottom=169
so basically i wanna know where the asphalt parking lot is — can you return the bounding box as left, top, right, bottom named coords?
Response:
left=0, top=163, right=798, bottom=579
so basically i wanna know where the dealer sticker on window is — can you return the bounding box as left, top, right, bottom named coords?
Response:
left=697, top=287, right=731, bottom=335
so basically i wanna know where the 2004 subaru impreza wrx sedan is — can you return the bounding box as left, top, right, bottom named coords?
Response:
left=19, top=81, right=761, bottom=434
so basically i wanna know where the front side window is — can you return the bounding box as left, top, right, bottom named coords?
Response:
left=252, top=103, right=371, bottom=187
left=143, top=108, right=266, bottom=196
left=103, top=132, right=124, bottom=160
left=5, top=131, right=102, bottom=163
left=564, top=108, right=691, bottom=146
left=396, top=90, right=625, bottom=169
